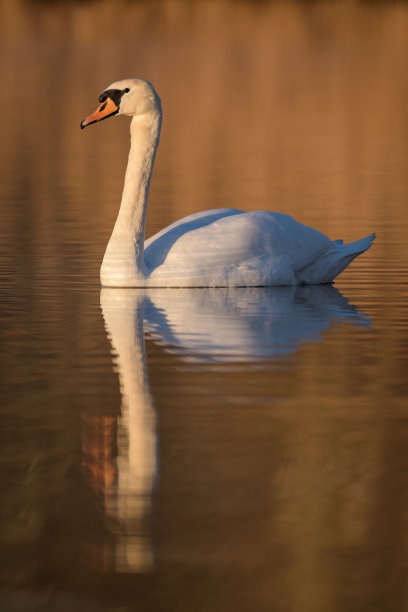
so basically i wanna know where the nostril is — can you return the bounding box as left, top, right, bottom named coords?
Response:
left=99, top=101, right=107, bottom=112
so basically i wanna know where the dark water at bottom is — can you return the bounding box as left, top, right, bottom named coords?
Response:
left=1, top=264, right=408, bottom=612
left=1, top=1, right=408, bottom=609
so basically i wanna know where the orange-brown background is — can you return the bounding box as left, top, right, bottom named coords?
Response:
left=1, top=2, right=408, bottom=611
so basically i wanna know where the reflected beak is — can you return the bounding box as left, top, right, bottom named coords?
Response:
left=80, top=97, right=119, bottom=129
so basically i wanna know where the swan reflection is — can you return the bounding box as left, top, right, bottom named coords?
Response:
left=142, top=285, right=370, bottom=363
left=86, top=285, right=370, bottom=572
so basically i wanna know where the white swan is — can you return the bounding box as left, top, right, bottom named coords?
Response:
left=81, top=78, right=375, bottom=288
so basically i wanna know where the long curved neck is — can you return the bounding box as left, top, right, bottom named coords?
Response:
left=101, top=110, right=161, bottom=287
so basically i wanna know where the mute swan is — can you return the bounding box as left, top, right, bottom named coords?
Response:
left=81, top=78, right=375, bottom=288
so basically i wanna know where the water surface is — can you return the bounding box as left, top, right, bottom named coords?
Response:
left=1, top=1, right=408, bottom=611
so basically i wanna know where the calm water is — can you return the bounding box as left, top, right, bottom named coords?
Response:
left=1, top=1, right=408, bottom=611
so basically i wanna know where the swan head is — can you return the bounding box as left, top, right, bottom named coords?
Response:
left=80, top=78, right=161, bottom=129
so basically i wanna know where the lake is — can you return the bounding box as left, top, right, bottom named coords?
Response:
left=1, top=1, right=408, bottom=611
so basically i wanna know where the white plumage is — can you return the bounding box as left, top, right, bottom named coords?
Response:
left=81, top=79, right=375, bottom=287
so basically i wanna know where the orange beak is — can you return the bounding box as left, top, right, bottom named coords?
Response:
left=80, top=97, right=119, bottom=129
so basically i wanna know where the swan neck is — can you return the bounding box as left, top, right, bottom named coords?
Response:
left=101, top=110, right=161, bottom=286
left=120, top=113, right=161, bottom=244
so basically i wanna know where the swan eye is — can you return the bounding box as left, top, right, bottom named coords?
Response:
left=97, top=88, right=129, bottom=107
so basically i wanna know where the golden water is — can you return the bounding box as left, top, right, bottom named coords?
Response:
left=0, top=1, right=408, bottom=610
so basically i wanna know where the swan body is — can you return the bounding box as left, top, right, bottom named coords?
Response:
left=81, top=78, right=375, bottom=287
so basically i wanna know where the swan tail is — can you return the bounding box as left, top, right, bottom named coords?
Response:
left=297, top=233, right=376, bottom=285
